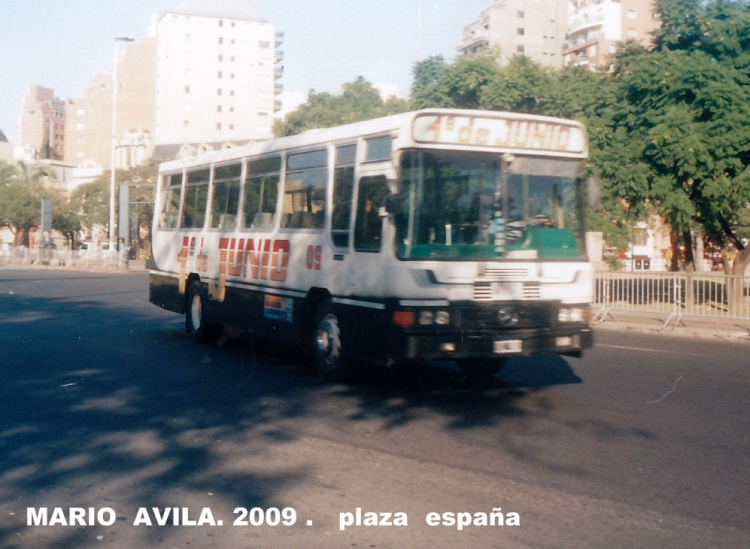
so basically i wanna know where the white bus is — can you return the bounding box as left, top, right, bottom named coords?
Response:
left=150, top=109, right=594, bottom=381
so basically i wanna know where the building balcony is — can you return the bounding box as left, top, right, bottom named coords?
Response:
left=275, top=31, right=284, bottom=47
left=457, top=35, right=489, bottom=55
left=274, top=66, right=283, bottom=80
left=274, top=100, right=282, bottom=113
left=275, top=50, right=284, bottom=64
left=274, top=83, right=283, bottom=95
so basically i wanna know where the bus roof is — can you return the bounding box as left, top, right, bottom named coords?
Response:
left=158, top=109, right=588, bottom=173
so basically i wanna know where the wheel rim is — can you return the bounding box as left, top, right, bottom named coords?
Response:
left=190, top=293, right=202, bottom=331
left=316, top=316, right=336, bottom=361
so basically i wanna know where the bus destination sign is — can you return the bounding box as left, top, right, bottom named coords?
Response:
left=413, top=114, right=586, bottom=154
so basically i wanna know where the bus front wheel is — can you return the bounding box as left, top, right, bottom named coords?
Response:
left=186, top=282, right=222, bottom=343
left=310, top=301, right=347, bottom=382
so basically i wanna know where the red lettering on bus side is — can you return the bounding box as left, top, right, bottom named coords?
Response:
left=177, top=237, right=189, bottom=293
left=227, top=238, right=244, bottom=277
left=306, top=245, right=322, bottom=270
left=243, top=238, right=272, bottom=279
left=270, top=240, right=290, bottom=281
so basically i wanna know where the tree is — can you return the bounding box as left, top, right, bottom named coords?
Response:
left=412, top=52, right=502, bottom=109
left=603, top=0, right=750, bottom=278
left=274, top=77, right=411, bottom=137
left=0, top=162, right=61, bottom=247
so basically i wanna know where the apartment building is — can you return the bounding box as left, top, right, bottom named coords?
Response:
left=457, top=0, right=569, bottom=68
left=564, top=0, right=658, bottom=70
left=62, top=0, right=282, bottom=174
left=18, top=86, right=66, bottom=160
left=152, top=0, right=283, bottom=149
left=65, top=38, right=157, bottom=171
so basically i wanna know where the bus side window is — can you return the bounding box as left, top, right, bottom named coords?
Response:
left=210, top=164, right=242, bottom=230
left=158, top=173, right=182, bottom=229
left=244, top=157, right=281, bottom=229
left=182, top=169, right=210, bottom=229
left=354, top=175, right=387, bottom=252
left=282, top=150, right=327, bottom=230
left=331, top=144, right=356, bottom=247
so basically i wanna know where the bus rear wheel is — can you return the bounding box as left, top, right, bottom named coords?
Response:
left=186, top=282, right=222, bottom=343
left=310, top=301, right=347, bottom=382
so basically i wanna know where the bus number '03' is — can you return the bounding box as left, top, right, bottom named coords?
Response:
left=306, top=246, right=322, bottom=270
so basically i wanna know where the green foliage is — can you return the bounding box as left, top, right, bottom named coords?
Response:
left=274, top=77, right=411, bottom=137
left=0, top=161, right=66, bottom=247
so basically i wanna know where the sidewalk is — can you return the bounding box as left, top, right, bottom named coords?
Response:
left=593, top=309, right=750, bottom=342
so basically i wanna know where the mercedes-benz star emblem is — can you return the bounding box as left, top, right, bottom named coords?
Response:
left=497, top=306, right=519, bottom=327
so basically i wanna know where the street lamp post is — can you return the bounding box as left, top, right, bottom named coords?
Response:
left=110, top=35, right=134, bottom=258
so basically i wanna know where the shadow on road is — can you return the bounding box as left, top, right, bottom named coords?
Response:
left=0, top=270, right=636, bottom=548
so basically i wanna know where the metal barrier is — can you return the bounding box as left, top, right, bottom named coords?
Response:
left=594, top=271, right=750, bottom=327
left=0, top=246, right=120, bottom=269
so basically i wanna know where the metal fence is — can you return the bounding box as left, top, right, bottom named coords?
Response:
left=0, top=246, right=123, bottom=269
left=594, top=271, right=750, bottom=327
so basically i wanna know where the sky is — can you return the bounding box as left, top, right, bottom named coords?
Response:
left=0, top=0, right=493, bottom=144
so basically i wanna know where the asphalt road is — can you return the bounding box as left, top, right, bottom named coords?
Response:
left=0, top=267, right=748, bottom=548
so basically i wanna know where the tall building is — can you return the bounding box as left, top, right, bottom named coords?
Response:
left=18, top=86, right=66, bottom=160
left=564, top=0, right=658, bottom=70
left=65, top=38, right=157, bottom=171
left=457, top=0, right=569, bottom=68
left=63, top=0, right=283, bottom=173
left=152, top=0, right=283, bottom=149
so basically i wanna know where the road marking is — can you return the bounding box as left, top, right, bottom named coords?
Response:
left=595, top=343, right=717, bottom=359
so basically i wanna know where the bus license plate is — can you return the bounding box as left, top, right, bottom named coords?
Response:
left=494, top=340, right=522, bottom=354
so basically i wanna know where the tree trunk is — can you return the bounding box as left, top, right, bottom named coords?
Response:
left=727, top=247, right=750, bottom=315
left=669, top=231, right=680, bottom=272
left=682, top=231, right=696, bottom=272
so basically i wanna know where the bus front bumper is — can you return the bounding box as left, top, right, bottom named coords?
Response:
left=387, top=326, right=594, bottom=362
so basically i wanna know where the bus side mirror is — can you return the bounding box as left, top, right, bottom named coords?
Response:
left=382, top=193, right=401, bottom=216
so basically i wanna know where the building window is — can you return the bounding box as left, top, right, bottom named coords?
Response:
left=218, top=19, right=223, bottom=27
left=517, top=28, right=525, bottom=36
left=218, top=71, right=223, bottom=78
left=218, top=89, right=223, bottom=95
left=217, top=106, right=222, bottom=113
left=184, top=120, right=189, bottom=127
left=185, top=86, right=190, bottom=93
left=218, top=37, right=223, bottom=44
left=217, top=123, right=222, bottom=130
left=218, top=54, right=223, bottom=62
left=259, top=41, right=270, bottom=48
left=517, top=45, right=525, bottom=53
left=517, top=11, right=524, bottom=18
left=627, top=10, right=637, bottom=19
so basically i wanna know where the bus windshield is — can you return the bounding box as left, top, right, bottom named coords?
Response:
left=396, top=150, right=586, bottom=261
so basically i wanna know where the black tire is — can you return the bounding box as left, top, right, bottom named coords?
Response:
left=457, top=358, right=506, bottom=381
left=185, top=281, right=222, bottom=343
left=309, top=300, right=347, bottom=382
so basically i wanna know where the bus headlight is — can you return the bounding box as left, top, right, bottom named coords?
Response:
left=418, top=310, right=450, bottom=325
left=559, top=307, right=587, bottom=322
left=435, top=311, right=450, bottom=325
left=419, top=311, right=434, bottom=325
